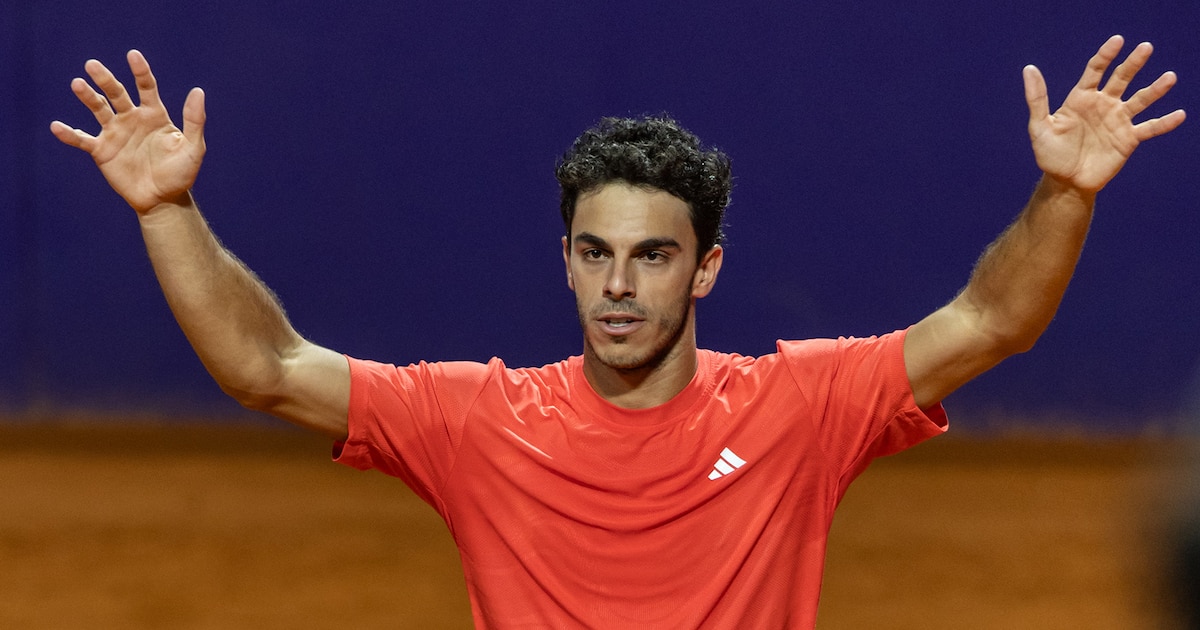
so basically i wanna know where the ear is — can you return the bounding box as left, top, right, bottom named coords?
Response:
left=691, top=245, right=723, bottom=298
left=562, top=235, right=575, bottom=291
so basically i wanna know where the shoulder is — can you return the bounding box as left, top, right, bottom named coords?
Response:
left=347, top=355, right=579, bottom=404
left=770, top=331, right=908, bottom=383
left=347, top=355, right=499, bottom=388
left=702, top=331, right=907, bottom=395
left=699, top=332, right=903, bottom=374
left=775, top=329, right=906, bottom=361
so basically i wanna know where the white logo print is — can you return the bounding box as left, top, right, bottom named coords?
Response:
left=707, top=447, right=747, bottom=480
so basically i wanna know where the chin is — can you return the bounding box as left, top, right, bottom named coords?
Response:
left=588, top=337, right=674, bottom=373
left=599, top=353, right=656, bottom=372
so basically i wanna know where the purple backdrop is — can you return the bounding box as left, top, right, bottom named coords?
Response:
left=3, top=1, right=1198, bottom=430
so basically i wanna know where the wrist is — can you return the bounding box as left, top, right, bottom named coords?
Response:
left=136, top=191, right=197, bottom=219
left=1036, top=174, right=1097, bottom=209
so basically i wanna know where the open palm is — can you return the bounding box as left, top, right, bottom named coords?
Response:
left=50, top=50, right=206, bottom=214
left=1025, top=36, right=1185, bottom=193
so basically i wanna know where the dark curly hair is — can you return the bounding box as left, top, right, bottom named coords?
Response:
left=555, top=116, right=732, bottom=262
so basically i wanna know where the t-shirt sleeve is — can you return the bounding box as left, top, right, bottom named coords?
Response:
left=777, top=328, right=948, bottom=486
left=332, top=356, right=495, bottom=509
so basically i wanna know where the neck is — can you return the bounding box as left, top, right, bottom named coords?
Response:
left=581, top=320, right=699, bottom=409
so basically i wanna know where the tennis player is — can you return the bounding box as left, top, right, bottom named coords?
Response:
left=52, top=36, right=1183, bottom=628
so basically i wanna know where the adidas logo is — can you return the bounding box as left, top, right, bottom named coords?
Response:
left=707, top=447, right=747, bottom=480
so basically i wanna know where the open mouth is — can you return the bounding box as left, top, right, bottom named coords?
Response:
left=598, top=314, right=644, bottom=336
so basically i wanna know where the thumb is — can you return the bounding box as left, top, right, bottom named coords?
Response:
left=1023, top=64, right=1050, bottom=129
left=181, top=87, right=206, bottom=150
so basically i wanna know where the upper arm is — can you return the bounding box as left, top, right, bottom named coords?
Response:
left=904, top=297, right=1014, bottom=409
left=251, top=340, right=351, bottom=441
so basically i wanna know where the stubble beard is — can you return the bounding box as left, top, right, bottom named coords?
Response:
left=576, top=289, right=693, bottom=374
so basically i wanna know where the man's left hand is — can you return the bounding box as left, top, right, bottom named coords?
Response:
left=1024, top=35, right=1186, bottom=193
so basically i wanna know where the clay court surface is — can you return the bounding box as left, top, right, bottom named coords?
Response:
left=0, top=420, right=1190, bottom=629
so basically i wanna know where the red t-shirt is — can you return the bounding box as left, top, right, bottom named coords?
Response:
left=334, top=330, right=947, bottom=628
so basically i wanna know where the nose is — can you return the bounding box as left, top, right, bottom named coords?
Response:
left=603, top=259, right=635, bottom=300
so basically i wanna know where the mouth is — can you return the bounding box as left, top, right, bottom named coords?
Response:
left=597, top=313, right=645, bottom=336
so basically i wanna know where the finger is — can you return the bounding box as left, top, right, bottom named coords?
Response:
left=70, top=76, right=114, bottom=125
left=1023, top=65, right=1050, bottom=124
left=181, top=87, right=207, bottom=148
left=126, top=49, right=163, bottom=109
left=49, top=120, right=98, bottom=153
left=1125, top=70, right=1178, bottom=118
left=84, top=58, right=136, bottom=113
left=1133, top=108, right=1187, bottom=142
left=1076, top=34, right=1124, bottom=91
left=1102, top=41, right=1152, bottom=98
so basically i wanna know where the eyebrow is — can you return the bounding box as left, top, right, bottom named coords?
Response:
left=573, top=232, right=682, bottom=251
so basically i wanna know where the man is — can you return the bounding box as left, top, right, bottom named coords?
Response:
left=51, top=36, right=1183, bottom=628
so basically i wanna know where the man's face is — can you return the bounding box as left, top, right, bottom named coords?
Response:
left=563, top=182, right=721, bottom=373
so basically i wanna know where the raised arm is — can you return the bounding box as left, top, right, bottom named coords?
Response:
left=51, top=50, right=350, bottom=440
left=905, top=35, right=1186, bottom=409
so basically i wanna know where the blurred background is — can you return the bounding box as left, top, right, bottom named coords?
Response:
left=2, top=0, right=1196, bottom=428
left=2, top=1, right=1198, bottom=628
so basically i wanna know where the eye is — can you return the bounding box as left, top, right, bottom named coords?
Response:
left=583, top=248, right=606, bottom=260
left=641, top=251, right=666, bottom=262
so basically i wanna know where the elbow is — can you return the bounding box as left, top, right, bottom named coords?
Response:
left=966, top=298, right=1051, bottom=359
left=999, top=333, right=1038, bottom=356
left=986, top=320, right=1046, bottom=358
left=205, top=348, right=295, bottom=413
left=218, top=381, right=283, bottom=413
left=211, top=359, right=289, bottom=413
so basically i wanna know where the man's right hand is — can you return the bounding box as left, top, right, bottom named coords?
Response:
left=50, top=49, right=206, bottom=214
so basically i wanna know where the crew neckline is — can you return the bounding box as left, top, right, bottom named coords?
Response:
left=567, top=351, right=716, bottom=431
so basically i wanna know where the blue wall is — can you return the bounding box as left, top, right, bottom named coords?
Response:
left=3, top=1, right=1198, bottom=428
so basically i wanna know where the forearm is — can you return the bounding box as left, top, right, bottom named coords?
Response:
left=906, top=37, right=1182, bottom=409
left=905, top=175, right=1096, bottom=407
left=958, top=174, right=1095, bottom=351
left=137, top=195, right=301, bottom=408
